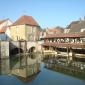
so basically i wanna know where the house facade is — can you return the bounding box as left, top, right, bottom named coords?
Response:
left=10, top=15, right=41, bottom=41
left=0, top=19, right=12, bottom=41
left=0, top=19, right=12, bottom=29
left=46, top=27, right=64, bottom=35
left=66, top=19, right=85, bottom=33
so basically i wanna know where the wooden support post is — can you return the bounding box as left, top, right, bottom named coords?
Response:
left=71, top=49, right=75, bottom=61
left=67, top=47, right=69, bottom=63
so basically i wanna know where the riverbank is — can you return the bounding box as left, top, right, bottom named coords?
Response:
left=45, top=62, right=85, bottom=81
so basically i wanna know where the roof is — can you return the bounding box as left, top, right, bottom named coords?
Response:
left=67, top=20, right=85, bottom=33
left=0, top=26, right=9, bottom=33
left=46, top=27, right=64, bottom=34
left=0, top=29, right=6, bottom=33
left=12, top=15, right=39, bottom=26
left=0, top=19, right=8, bottom=25
left=44, top=32, right=85, bottom=38
left=42, top=42, right=85, bottom=48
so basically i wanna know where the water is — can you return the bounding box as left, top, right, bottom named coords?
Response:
left=0, top=63, right=85, bottom=85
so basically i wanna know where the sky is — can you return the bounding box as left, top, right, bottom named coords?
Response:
left=0, top=0, right=85, bottom=28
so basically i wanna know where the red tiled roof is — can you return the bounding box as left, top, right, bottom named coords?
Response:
left=12, top=15, right=39, bottom=26
left=0, top=26, right=9, bottom=33
left=67, top=20, right=85, bottom=33
left=44, top=32, right=85, bottom=38
left=46, top=27, right=64, bottom=34
left=0, top=29, right=6, bottom=33
left=42, top=42, right=85, bottom=48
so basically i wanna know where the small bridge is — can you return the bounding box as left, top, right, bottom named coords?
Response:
left=9, top=41, right=39, bottom=55
left=0, top=41, right=42, bottom=76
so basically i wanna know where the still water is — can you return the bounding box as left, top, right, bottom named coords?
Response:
left=0, top=63, right=85, bottom=85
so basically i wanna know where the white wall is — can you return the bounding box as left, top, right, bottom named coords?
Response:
left=0, top=19, right=12, bottom=29
left=5, top=27, right=11, bottom=40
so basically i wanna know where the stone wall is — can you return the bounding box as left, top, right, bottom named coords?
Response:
left=9, top=41, right=41, bottom=53
left=0, top=41, right=10, bottom=74
left=11, top=63, right=40, bottom=78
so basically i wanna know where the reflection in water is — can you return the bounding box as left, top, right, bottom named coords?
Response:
left=16, top=71, right=40, bottom=83
left=0, top=63, right=85, bottom=85
left=28, top=63, right=85, bottom=85
left=45, top=63, right=85, bottom=81
left=43, top=56, right=85, bottom=81
left=0, top=75, right=23, bottom=85
left=9, top=53, right=41, bottom=78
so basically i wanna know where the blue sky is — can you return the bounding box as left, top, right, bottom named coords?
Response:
left=0, top=0, right=85, bottom=28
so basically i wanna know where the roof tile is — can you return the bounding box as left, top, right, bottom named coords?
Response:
left=12, top=15, right=39, bottom=26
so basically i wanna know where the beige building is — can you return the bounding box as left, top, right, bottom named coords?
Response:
left=10, top=15, right=41, bottom=41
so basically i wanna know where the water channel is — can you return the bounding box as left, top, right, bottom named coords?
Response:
left=0, top=63, right=85, bottom=85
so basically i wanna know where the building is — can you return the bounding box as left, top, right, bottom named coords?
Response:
left=10, top=15, right=41, bottom=41
left=40, top=27, right=64, bottom=40
left=46, top=26, right=64, bottom=35
left=65, top=18, right=85, bottom=33
left=42, top=31, right=85, bottom=62
left=0, top=19, right=12, bottom=29
left=0, top=19, right=13, bottom=41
